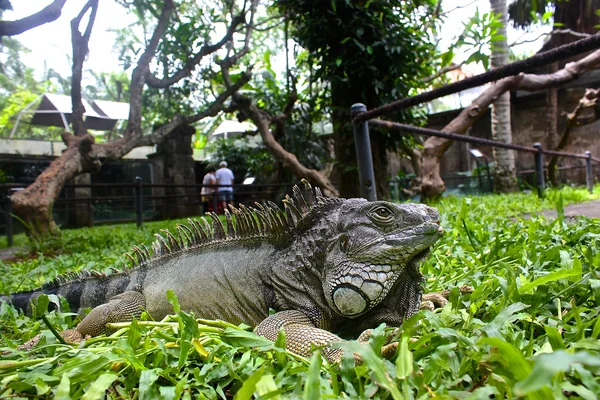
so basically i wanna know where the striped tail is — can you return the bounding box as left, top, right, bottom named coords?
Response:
left=1, top=271, right=134, bottom=315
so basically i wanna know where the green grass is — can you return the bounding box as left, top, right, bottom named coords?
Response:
left=1, top=185, right=599, bottom=398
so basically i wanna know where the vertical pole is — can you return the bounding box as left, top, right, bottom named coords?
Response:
left=6, top=195, right=13, bottom=247
left=485, top=158, right=493, bottom=193
left=475, top=159, right=483, bottom=194
left=212, top=191, right=218, bottom=214
left=585, top=151, right=593, bottom=193
left=350, top=103, right=377, bottom=201
left=533, top=143, right=545, bottom=198
left=135, top=176, right=143, bottom=229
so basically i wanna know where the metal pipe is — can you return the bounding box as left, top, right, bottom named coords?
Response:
left=351, top=103, right=377, bottom=201
left=135, top=176, right=143, bottom=228
left=585, top=151, right=594, bottom=193
left=6, top=195, right=13, bottom=247
left=533, top=143, right=545, bottom=198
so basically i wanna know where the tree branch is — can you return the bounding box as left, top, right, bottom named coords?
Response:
left=423, top=61, right=466, bottom=84
left=0, top=0, right=67, bottom=37
left=70, top=0, right=98, bottom=136
left=548, top=88, right=598, bottom=180
left=145, top=14, right=244, bottom=88
left=421, top=49, right=600, bottom=200
left=126, top=0, right=175, bottom=138
left=510, top=29, right=591, bottom=47
left=221, top=61, right=338, bottom=196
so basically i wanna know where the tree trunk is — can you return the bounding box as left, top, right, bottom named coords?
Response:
left=546, top=63, right=560, bottom=185
left=490, top=0, right=517, bottom=192
left=11, top=133, right=100, bottom=238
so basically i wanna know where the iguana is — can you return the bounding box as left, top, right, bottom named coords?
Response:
left=2, top=180, right=445, bottom=362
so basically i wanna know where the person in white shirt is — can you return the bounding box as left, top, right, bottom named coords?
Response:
left=200, top=166, right=216, bottom=213
left=214, top=160, right=234, bottom=212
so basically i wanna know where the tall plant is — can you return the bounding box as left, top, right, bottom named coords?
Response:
left=277, top=0, right=440, bottom=198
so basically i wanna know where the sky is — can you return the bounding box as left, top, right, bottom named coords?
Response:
left=6, top=0, right=136, bottom=77
left=5, top=0, right=551, bottom=84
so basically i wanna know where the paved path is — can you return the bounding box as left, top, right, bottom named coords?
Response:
left=540, top=199, right=600, bottom=219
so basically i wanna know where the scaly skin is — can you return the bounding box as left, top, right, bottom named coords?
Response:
left=2, top=181, right=444, bottom=362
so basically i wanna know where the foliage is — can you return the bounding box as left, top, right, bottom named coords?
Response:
left=0, top=37, right=69, bottom=139
left=1, top=186, right=600, bottom=397
left=454, top=8, right=506, bottom=70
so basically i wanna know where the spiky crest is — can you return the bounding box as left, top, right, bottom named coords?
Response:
left=40, top=180, right=342, bottom=290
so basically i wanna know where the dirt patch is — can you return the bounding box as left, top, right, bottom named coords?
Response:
left=541, top=199, right=600, bottom=219
left=0, top=247, right=29, bottom=262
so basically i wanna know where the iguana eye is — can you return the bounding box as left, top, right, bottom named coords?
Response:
left=370, top=206, right=394, bottom=222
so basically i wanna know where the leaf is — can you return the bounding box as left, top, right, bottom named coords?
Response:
left=234, top=367, right=265, bottom=400
left=166, top=290, right=180, bottom=313
left=340, top=341, right=404, bottom=400
left=256, top=374, right=280, bottom=399
left=335, top=58, right=342, bottom=67
left=544, top=325, right=564, bottom=351
left=223, top=328, right=273, bottom=348
left=35, top=294, right=50, bottom=318
left=139, top=369, right=161, bottom=400
left=516, top=351, right=600, bottom=395
left=479, top=337, right=531, bottom=381
left=395, top=336, right=413, bottom=379
left=81, top=373, right=118, bottom=400
left=304, top=351, right=322, bottom=400
left=192, top=338, right=209, bottom=357
left=54, top=373, right=71, bottom=400
left=518, top=269, right=581, bottom=294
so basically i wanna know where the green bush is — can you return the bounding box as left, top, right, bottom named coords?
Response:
left=0, top=186, right=599, bottom=398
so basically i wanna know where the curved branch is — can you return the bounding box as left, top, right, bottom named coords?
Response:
left=146, top=14, right=244, bottom=89
left=70, top=0, right=99, bottom=135
left=126, top=0, right=175, bottom=138
left=0, top=0, right=67, bottom=37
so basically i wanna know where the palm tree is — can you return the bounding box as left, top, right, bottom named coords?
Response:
left=490, top=0, right=518, bottom=192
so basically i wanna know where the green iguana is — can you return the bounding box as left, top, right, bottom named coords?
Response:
left=2, top=180, right=445, bottom=362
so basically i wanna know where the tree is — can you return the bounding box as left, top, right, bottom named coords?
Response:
left=277, top=0, right=439, bottom=198
left=10, top=0, right=254, bottom=238
left=0, top=0, right=67, bottom=37
left=489, top=0, right=518, bottom=192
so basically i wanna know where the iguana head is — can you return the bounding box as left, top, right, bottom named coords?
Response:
left=323, top=199, right=442, bottom=318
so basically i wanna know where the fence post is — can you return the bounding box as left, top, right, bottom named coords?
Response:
left=135, top=176, right=143, bottom=229
left=533, top=143, right=545, bottom=198
left=350, top=103, right=377, bottom=201
left=212, top=191, right=218, bottom=214
left=5, top=195, right=13, bottom=247
left=585, top=150, right=593, bottom=193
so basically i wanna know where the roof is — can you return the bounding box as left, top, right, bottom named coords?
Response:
left=12, top=93, right=130, bottom=135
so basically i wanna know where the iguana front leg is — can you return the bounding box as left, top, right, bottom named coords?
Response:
left=420, top=285, right=473, bottom=310
left=255, top=310, right=344, bottom=363
left=56, top=291, right=146, bottom=343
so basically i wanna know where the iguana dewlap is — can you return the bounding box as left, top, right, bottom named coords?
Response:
left=2, top=180, right=443, bottom=362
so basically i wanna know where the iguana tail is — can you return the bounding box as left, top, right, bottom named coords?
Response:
left=1, top=270, right=134, bottom=315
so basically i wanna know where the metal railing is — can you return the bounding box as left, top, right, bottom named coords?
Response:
left=349, top=34, right=600, bottom=200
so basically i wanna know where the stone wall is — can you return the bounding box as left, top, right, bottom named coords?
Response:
left=149, top=124, right=199, bottom=219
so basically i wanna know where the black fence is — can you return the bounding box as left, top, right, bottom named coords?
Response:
left=0, top=181, right=295, bottom=246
